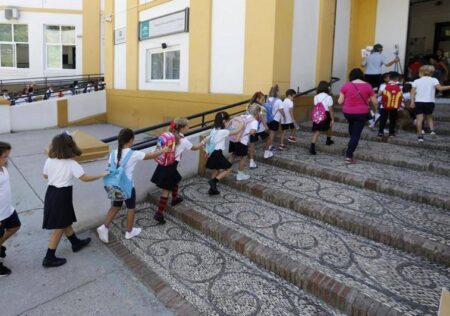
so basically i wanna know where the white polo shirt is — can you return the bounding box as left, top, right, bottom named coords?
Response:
left=412, top=76, right=440, bottom=103
left=43, top=158, right=85, bottom=188
left=0, top=167, right=14, bottom=221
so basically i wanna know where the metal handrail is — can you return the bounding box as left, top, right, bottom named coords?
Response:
left=102, top=76, right=340, bottom=149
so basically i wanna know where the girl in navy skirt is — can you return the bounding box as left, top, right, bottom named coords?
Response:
left=203, top=111, right=243, bottom=195
left=151, top=118, right=203, bottom=224
left=42, top=132, right=106, bottom=268
left=310, top=81, right=335, bottom=155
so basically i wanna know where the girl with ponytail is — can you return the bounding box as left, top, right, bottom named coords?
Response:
left=97, top=128, right=168, bottom=243
left=151, top=118, right=203, bottom=224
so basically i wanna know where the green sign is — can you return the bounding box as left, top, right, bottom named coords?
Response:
left=139, top=20, right=150, bottom=40
left=139, top=8, right=189, bottom=41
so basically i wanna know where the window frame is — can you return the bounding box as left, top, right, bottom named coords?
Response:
left=0, top=23, right=29, bottom=69
left=145, top=47, right=180, bottom=82
left=44, top=25, right=76, bottom=70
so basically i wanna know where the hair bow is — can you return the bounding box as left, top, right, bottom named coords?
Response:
left=169, top=121, right=176, bottom=129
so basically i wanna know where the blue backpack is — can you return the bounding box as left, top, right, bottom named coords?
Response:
left=205, top=129, right=217, bottom=157
left=262, top=98, right=276, bottom=123
left=103, top=149, right=134, bottom=201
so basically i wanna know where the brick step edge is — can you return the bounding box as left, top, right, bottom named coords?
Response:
left=299, top=126, right=450, bottom=152
left=219, top=177, right=450, bottom=266
left=105, top=232, right=201, bottom=316
left=147, top=193, right=402, bottom=316
left=289, top=140, right=450, bottom=177
left=256, top=154, right=450, bottom=211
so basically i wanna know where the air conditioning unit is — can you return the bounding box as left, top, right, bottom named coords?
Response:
left=5, top=8, right=20, bottom=20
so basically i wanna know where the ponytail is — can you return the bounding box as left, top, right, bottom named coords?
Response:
left=169, top=117, right=188, bottom=145
left=116, top=128, right=134, bottom=166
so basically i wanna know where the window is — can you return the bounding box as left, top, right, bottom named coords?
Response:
left=146, top=49, right=180, bottom=81
left=0, top=24, right=29, bottom=68
left=45, top=25, right=76, bottom=69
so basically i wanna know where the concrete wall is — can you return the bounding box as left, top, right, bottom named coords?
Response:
left=10, top=99, right=58, bottom=131
left=113, top=0, right=127, bottom=89
left=68, top=90, right=106, bottom=121
left=72, top=132, right=203, bottom=231
left=0, top=0, right=82, bottom=10
left=0, top=106, right=11, bottom=134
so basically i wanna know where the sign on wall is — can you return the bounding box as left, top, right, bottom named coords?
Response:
left=115, top=27, right=126, bottom=44
left=139, top=8, right=189, bottom=41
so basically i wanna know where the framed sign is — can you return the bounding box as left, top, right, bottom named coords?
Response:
left=139, top=8, right=189, bottom=41
left=115, top=27, right=126, bottom=44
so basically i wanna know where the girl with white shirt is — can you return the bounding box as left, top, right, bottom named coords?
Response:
left=279, top=89, right=298, bottom=148
left=266, top=85, right=286, bottom=152
left=248, top=92, right=271, bottom=168
left=203, top=112, right=242, bottom=195
left=97, top=128, right=168, bottom=244
left=411, top=65, right=450, bottom=141
left=0, top=142, right=21, bottom=277
left=310, top=81, right=335, bottom=155
left=151, top=118, right=203, bottom=224
left=42, top=133, right=106, bottom=268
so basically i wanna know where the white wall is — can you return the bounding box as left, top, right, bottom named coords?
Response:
left=0, top=10, right=83, bottom=80
left=210, top=0, right=246, bottom=94
left=332, top=0, right=351, bottom=94
left=290, top=0, right=320, bottom=92
left=375, top=0, right=409, bottom=74
left=138, top=0, right=190, bottom=92
left=10, top=99, right=58, bottom=131
left=0, top=106, right=11, bottom=134
left=68, top=90, right=106, bottom=121
left=113, top=0, right=127, bottom=89
left=0, top=0, right=82, bottom=10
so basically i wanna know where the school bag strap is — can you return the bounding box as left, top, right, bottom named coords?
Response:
left=350, top=82, right=369, bottom=107
left=110, top=149, right=134, bottom=170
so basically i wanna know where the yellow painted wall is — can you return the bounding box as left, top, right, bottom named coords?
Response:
left=104, top=0, right=114, bottom=88
left=316, top=0, right=336, bottom=84
left=347, top=0, right=378, bottom=71
left=82, top=0, right=101, bottom=75
left=126, top=0, right=139, bottom=90
left=188, top=0, right=212, bottom=93
left=107, top=89, right=250, bottom=129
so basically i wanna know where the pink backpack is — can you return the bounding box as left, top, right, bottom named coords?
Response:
left=229, top=115, right=253, bottom=143
left=155, top=132, right=177, bottom=166
left=311, top=97, right=327, bottom=124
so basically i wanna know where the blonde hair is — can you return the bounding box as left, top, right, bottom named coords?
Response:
left=419, top=65, right=434, bottom=77
left=247, top=103, right=261, bottom=117
left=169, top=117, right=188, bottom=144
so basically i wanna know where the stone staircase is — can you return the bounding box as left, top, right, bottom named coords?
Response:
left=107, top=102, right=450, bottom=315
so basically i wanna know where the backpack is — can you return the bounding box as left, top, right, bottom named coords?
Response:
left=155, top=132, right=177, bottom=166
left=311, top=96, right=327, bottom=124
left=381, top=83, right=403, bottom=110
left=103, top=150, right=134, bottom=201
left=204, top=129, right=217, bottom=157
left=228, top=115, right=253, bottom=143
left=262, top=98, right=277, bottom=123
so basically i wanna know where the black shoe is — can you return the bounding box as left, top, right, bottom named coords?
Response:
left=42, top=257, right=67, bottom=268
left=325, top=139, right=334, bottom=146
left=153, top=213, right=166, bottom=225
left=171, top=197, right=183, bottom=206
left=309, top=144, right=316, bottom=155
left=0, top=246, right=6, bottom=258
left=208, top=179, right=219, bottom=194
left=377, top=133, right=384, bottom=138
left=208, top=188, right=220, bottom=195
left=0, top=263, right=11, bottom=276
left=72, top=238, right=91, bottom=253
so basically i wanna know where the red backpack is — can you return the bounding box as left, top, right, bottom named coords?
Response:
left=382, top=83, right=403, bottom=110
left=155, top=132, right=177, bottom=166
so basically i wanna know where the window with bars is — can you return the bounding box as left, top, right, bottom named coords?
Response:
left=0, top=24, right=29, bottom=68
left=45, top=25, right=76, bottom=69
left=146, top=49, right=180, bottom=81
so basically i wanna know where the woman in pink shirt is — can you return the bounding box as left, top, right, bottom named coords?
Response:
left=338, top=68, right=378, bottom=164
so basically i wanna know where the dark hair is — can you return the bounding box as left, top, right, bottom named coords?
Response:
left=349, top=68, right=364, bottom=81
left=250, top=91, right=265, bottom=105
left=316, top=81, right=330, bottom=94
left=381, top=72, right=390, bottom=80
left=169, top=117, right=189, bottom=145
left=268, top=85, right=279, bottom=98
left=117, top=128, right=134, bottom=166
left=0, top=141, right=11, bottom=156
left=285, top=89, right=296, bottom=97
left=402, top=83, right=412, bottom=93
left=213, top=111, right=230, bottom=129
left=373, top=44, right=383, bottom=53
left=388, top=71, right=400, bottom=81
left=48, top=132, right=82, bottom=159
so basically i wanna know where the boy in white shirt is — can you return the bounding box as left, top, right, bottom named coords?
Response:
left=280, top=89, right=298, bottom=148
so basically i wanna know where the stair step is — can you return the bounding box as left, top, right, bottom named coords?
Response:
left=109, top=204, right=341, bottom=315
left=287, top=132, right=450, bottom=175
left=257, top=148, right=450, bottom=210
left=152, top=178, right=450, bottom=316
left=300, top=122, right=450, bottom=152
left=220, top=163, right=450, bottom=265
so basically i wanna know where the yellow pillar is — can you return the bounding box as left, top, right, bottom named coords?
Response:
left=126, top=0, right=139, bottom=90
left=104, top=0, right=114, bottom=88
left=82, top=0, right=101, bottom=75
left=244, top=0, right=294, bottom=95
left=57, top=99, right=68, bottom=128
left=188, top=0, right=212, bottom=93
left=316, top=0, right=337, bottom=84
left=347, top=0, right=378, bottom=71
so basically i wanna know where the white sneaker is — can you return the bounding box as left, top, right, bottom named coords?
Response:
left=236, top=172, right=250, bottom=181
left=249, top=159, right=257, bottom=169
left=97, top=224, right=109, bottom=243
left=430, top=131, right=436, bottom=137
left=125, top=227, right=142, bottom=240
left=421, top=130, right=425, bottom=135
left=263, top=150, right=274, bottom=159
